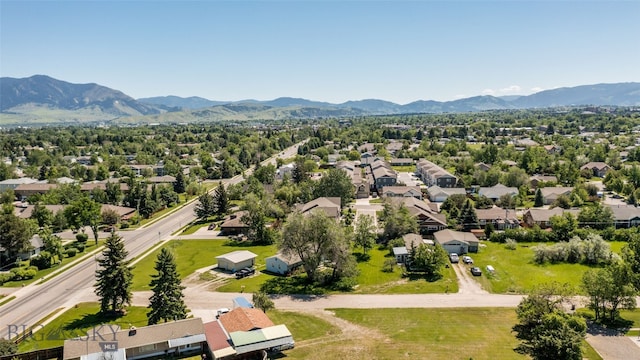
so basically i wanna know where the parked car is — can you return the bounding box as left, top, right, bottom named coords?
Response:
left=449, top=253, right=459, bottom=263
left=235, top=267, right=256, bottom=279
left=462, top=256, right=473, bottom=264
left=215, top=308, right=230, bottom=318
left=470, top=267, right=482, bottom=276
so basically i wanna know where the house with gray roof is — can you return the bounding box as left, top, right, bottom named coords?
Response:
left=478, top=184, right=518, bottom=202
left=298, top=197, right=342, bottom=219
left=540, top=187, right=574, bottom=205
left=433, top=229, right=479, bottom=254
left=607, top=205, right=640, bottom=228
left=427, top=185, right=466, bottom=202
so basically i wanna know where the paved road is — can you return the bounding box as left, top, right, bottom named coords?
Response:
left=0, top=140, right=306, bottom=339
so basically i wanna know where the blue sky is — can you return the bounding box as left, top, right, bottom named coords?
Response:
left=1, top=1, right=639, bottom=104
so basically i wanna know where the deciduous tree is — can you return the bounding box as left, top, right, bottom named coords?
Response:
left=354, top=214, right=376, bottom=254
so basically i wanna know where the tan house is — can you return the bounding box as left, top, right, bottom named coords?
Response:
left=382, top=186, right=422, bottom=200
left=433, top=229, right=479, bottom=254
left=522, top=208, right=580, bottom=228
left=63, top=318, right=206, bottom=360
left=540, top=187, right=574, bottom=205
left=298, top=197, right=341, bottom=219
left=475, top=207, right=520, bottom=230
left=580, top=162, right=611, bottom=178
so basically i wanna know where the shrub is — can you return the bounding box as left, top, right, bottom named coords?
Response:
left=505, top=238, right=517, bottom=250
left=0, top=273, right=14, bottom=285
left=383, top=258, right=397, bottom=273
left=120, top=222, right=130, bottom=229
left=532, top=234, right=615, bottom=265
left=10, top=267, right=37, bottom=281
left=76, top=233, right=88, bottom=243
left=65, top=248, right=77, bottom=257
left=30, top=251, right=53, bottom=270
left=75, top=243, right=85, bottom=253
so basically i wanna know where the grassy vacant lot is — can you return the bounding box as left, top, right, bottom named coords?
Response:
left=130, top=239, right=276, bottom=291
left=471, top=241, right=627, bottom=294
left=280, top=308, right=601, bottom=360
left=268, top=310, right=340, bottom=341
left=18, top=303, right=148, bottom=352
left=352, top=247, right=458, bottom=294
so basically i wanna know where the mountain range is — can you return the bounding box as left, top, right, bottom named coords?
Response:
left=1, top=75, right=640, bottom=125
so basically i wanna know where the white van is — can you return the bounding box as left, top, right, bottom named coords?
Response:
left=449, top=253, right=459, bottom=263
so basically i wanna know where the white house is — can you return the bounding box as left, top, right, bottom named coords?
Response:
left=216, top=250, right=257, bottom=272
left=265, top=252, right=303, bottom=275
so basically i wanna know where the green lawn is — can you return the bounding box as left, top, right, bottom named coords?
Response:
left=268, top=310, right=340, bottom=341
left=130, top=239, right=277, bottom=291
left=278, top=308, right=600, bottom=360
left=471, top=241, right=627, bottom=294
left=18, top=303, right=149, bottom=352
left=352, top=248, right=458, bottom=294
left=391, top=165, right=417, bottom=173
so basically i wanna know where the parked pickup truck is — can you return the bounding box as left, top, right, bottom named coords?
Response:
left=235, top=267, right=256, bottom=279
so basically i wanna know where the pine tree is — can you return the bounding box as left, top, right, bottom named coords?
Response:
left=95, top=233, right=133, bottom=314
left=459, top=199, right=480, bottom=230
left=173, top=171, right=186, bottom=194
left=213, top=181, right=229, bottom=215
left=147, top=248, right=187, bottom=325
left=194, top=193, right=215, bottom=220
left=534, top=188, right=544, bottom=208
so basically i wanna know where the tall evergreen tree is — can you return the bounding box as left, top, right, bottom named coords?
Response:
left=194, top=193, right=215, bottom=220
left=458, top=199, right=480, bottom=230
left=147, top=248, right=187, bottom=325
left=534, top=188, right=544, bottom=208
left=173, top=171, right=186, bottom=194
left=213, top=181, right=229, bottom=215
left=95, top=233, right=133, bottom=314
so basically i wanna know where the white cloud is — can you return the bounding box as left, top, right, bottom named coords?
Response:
left=500, top=85, right=521, bottom=93
left=530, top=87, right=544, bottom=93
left=482, top=88, right=496, bottom=95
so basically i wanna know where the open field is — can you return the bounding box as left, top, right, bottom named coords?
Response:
left=471, top=241, right=627, bottom=294
left=279, top=307, right=602, bottom=360
left=17, top=303, right=149, bottom=352
left=130, top=239, right=276, bottom=291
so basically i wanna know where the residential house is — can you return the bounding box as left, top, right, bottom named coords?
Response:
left=416, top=159, right=457, bottom=188
left=529, top=175, right=558, bottom=188
left=393, top=233, right=434, bottom=264
left=337, top=161, right=369, bottom=199
left=475, top=162, right=492, bottom=172
left=388, top=197, right=447, bottom=234
left=147, top=175, right=176, bottom=184
left=10, top=234, right=45, bottom=261
left=360, top=152, right=379, bottom=166
left=219, top=211, right=249, bottom=235
left=580, top=162, right=611, bottom=178
left=607, top=205, right=640, bottom=228
left=357, top=143, right=376, bottom=153
left=298, top=197, right=341, bottom=219
left=80, top=181, right=130, bottom=193
left=216, top=250, right=257, bottom=272
left=501, top=160, right=518, bottom=167
left=14, top=183, right=59, bottom=200
left=543, top=145, right=562, bottom=154
left=540, top=187, right=574, bottom=205
left=369, top=159, right=397, bottom=190
left=382, top=186, right=422, bottom=200
left=433, top=229, right=479, bottom=254
left=265, top=252, right=303, bottom=275
left=475, top=207, right=520, bottom=230
left=276, top=163, right=296, bottom=180
left=63, top=318, right=206, bottom=360
left=390, top=158, right=413, bottom=166
left=522, top=208, right=580, bottom=228
left=427, top=185, right=466, bottom=202
left=0, top=177, right=40, bottom=192
left=477, top=184, right=518, bottom=202
left=386, top=141, right=404, bottom=155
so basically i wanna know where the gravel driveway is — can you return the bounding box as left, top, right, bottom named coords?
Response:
left=451, top=262, right=488, bottom=295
